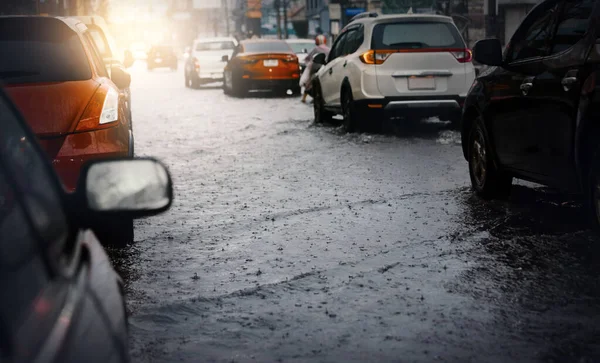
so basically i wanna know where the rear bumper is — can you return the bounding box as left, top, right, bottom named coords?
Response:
left=240, top=78, right=299, bottom=91
left=356, top=95, right=465, bottom=120
left=48, top=127, right=130, bottom=192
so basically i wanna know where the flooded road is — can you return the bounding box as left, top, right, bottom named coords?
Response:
left=114, top=62, right=600, bottom=362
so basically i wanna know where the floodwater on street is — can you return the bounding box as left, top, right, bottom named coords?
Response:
left=112, top=61, right=600, bottom=363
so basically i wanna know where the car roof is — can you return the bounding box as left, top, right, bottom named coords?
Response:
left=241, top=39, right=288, bottom=44
left=350, top=13, right=453, bottom=26
left=0, top=15, right=87, bottom=33
left=286, top=38, right=314, bottom=43
left=194, top=37, right=237, bottom=44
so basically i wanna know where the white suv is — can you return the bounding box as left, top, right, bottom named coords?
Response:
left=185, top=37, right=238, bottom=88
left=312, top=13, right=476, bottom=132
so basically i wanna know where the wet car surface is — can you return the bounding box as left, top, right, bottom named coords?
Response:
left=115, top=62, right=600, bottom=362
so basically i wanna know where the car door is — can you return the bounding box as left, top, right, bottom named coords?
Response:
left=487, top=0, right=560, bottom=175
left=321, top=31, right=348, bottom=105
left=528, top=0, right=597, bottom=189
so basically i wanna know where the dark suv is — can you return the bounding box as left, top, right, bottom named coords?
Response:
left=461, top=0, right=600, bottom=225
left=147, top=45, right=178, bottom=71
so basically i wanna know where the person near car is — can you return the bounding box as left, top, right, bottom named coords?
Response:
left=300, top=34, right=330, bottom=103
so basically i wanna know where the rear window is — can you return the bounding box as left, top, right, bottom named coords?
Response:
left=150, top=46, right=173, bottom=55
left=372, top=21, right=464, bottom=50
left=243, top=42, right=292, bottom=53
left=0, top=18, right=91, bottom=85
left=288, top=42, right=314, bottom=53
left=196, top=41, right=235, bottom=51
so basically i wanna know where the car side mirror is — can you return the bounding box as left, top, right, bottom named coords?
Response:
left=111, top=66, right=131, bottom=89
left=221, top=55, right=229, bottom=62
left=313, top=53, right=326, bottom=65
left=123, top=49, right=134, bottom=68
left=78, top=158, right=173, bottom=219
left=472, top=38, right=503, bottom=67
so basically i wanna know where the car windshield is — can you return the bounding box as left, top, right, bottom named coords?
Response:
left=0, top=18, right=91, bottom=84
left=372, top=21, right=464, bottom=50
left=288, top=42, right=314, bottom=53
left=243, top=41, right=292, bottom=53
left=196, top=41, right=235, bottom=51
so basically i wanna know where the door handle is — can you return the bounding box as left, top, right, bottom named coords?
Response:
left=328, top=68, right=333, bottom=75
left=561, top=76, right=578, bottom=91
left=520, top=82, right=533, bottom=95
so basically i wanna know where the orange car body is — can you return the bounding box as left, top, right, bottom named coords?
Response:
left=1, top=16, right=131, bottom=191
left=224, top=39, right=301, bottom=94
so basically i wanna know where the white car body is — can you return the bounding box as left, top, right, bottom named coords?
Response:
left=286, top=38, right=316, bottom=71
left=186, top=37, right=238, bottom=83
left=314, top=13, right=476, bottom=130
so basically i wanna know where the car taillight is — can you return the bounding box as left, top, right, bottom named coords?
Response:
left=282, top=55, right=298, bottom=63
left=359, top=49, right=392, bottom=65
left=239, top=56, right=259, bottom=64
left=193, top=57, right=200, bottom=70
left=450, top=48, right=472, bottom=63
left=76, top=85, right=120, bottom=132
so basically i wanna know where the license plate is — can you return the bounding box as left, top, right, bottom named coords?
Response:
left=263, top=59, right=279, bottom=67
left=408, top=76, right=435, bottom=90
left=155, top=58, right=163, bottom=63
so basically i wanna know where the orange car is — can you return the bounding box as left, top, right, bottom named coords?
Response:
left=0, top=16, right=132, bottom=192
left=223, top=39, right=301, bottom=96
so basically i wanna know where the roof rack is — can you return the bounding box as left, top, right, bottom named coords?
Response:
left=349, top=12, right=379, bottom=23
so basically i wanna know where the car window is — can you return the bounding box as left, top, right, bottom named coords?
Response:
left=288, top=42, right=315, bottom=53
left=550, top=0, right=595, bottom=55
left=329, top=32, right=348, bottom=61
left=343, top=27, right=364, bottom=55
left=371, top=22, right=464, bottom=50
left=196, top=41, right=235, bottom=51
left=0, top=93, right=69, bottom=250
left=0, top=17, right=91, bottom=84
left=88, top=27, right=111, bottom=58
left=507, top=1, right=560, bottom=62
left=242, top=42, right=292, bottom=53
left=0, top=165, right=51, bottom=343
left=82, top=32, right=109, bottom=78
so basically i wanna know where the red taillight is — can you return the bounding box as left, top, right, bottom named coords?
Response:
left=282, top=54, right=298, bottom=63
left=75, top=84, right=120, bottom=132
left=450, top=49, right=472, bottom=63
left=193, top=57, right=200, bottom=70
left=359, top=49, right=393, bottom=65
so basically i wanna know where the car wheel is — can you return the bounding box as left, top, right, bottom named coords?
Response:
left=232, top=76, right=247, bottom=97
left=313, top=83, right=332, bottom=124
left=291, top=86, right=301, bottom=97
left=95, top=219, right=134, bottom=248
left=468, top=118, right=512, bottom=199
left=191, top=76, right=200, bottom=89
left=342, top=87, right=359, bottom=133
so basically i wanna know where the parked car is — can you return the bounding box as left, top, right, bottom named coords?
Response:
left=147, top=45, right=178, bottom=71
left=223, top=39, right=301, bottom=97
left=312, top=13, right=475, bottom=132
left=76, top=15, right=135, bottom=144
left=185, top=37, right=237, bottom=88
left=0, top=16, right=134, bottom=243
left=286, top=38, right=316, bottom=73
left=462, top=0, right=600, bottom=225
left=0, top=86, right=173, bottom=361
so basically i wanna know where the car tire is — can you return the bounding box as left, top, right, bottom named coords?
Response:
left=342, top=87, right=360, bottom=133
left=232, top=77, right=247, bottom=98
left=291, top=86, right=301, bottom=97
left=468, top=118, right=512, bottom=199
left=96, top=219, right=134, bottom=248
left=313, top=83, right=332, bottom=124
left=191, top=76, right=200, bottom=89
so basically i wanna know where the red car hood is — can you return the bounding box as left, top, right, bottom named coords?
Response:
left=5, top=80, right=99, bottom=137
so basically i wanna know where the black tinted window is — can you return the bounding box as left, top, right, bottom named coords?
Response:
left=243, top=42, right=292, bottom=53
left=550, top=0, right=594, bottom=54
left=343, top=27, right=364, bottom=55
left=509, top=3, right=560, bottom=61
left=196, top=41, right=236, bottom=51
left=372, top=21, right=464, bottom=50
left=329, top=32, right=348, bottom=61
left=0, top=18, right=91, bottom=84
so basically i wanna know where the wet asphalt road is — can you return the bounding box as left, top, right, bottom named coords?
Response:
left=112, top=61, right=600, bottom=363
